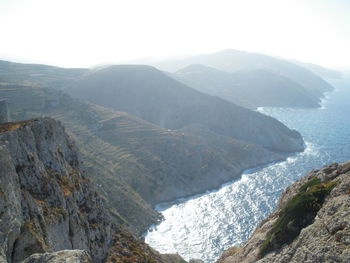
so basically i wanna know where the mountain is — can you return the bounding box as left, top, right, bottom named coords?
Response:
left=173, top=64, right=320, bottom=109
left=68, top=65, right=304, bottom=153
left=151, top=49, right=334, bottom=98
left=0, top=81, right=294, bottom=236
left=291, top=60, right=342, bottom=79
left=0, top=61, right=305, bottom=236
left=217, top=161, right=350, bottom=263
left=0, top=118, right=168, bottom=263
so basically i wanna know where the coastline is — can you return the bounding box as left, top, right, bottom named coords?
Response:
left=144, top=141, right=311, bottom=236
left=144, top=86, right=337, bottom=238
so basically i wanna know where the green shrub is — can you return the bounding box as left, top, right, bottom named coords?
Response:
left=258, top=177, right=337, bottom=258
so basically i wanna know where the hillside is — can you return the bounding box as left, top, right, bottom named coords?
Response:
left=0, top=82, right=292, bottom=236
left=0, top=118, right=167, bottom=263
left=151, top=49, right=334, bottom=98
left=0, top=60, right=87, bottom=88
left=217, top=161, right=350, bottom=263
left=68, top=65, right=304, bottom=153
left=173, top=64, right=320, bottom=109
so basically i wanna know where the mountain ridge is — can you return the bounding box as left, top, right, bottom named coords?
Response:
left=173, top=64, right=320, bottom=109
left=150, top=49, right=334, bottom=99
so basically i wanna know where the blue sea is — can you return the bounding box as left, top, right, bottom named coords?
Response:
left=145, top=76, right=350, bottom=263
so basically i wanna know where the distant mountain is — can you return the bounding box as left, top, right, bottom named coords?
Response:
left=151, top=49, right=334, bottom=98
left=291, top=60, right=342, bottom=79
left=0, top=60, right=87, bottom=88
left=173, top=64, right=320, bottom=109
left=68, top=64, right=304, bottom=153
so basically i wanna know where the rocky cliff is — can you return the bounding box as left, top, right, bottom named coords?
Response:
left=217, top=161, right=350, bottom=263
left=0, top=118, right=168, bottom=263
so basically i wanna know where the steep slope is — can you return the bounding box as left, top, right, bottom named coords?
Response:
left=68, top=65, right=304, bottom=154
left=152, top=49, right=333, bottom=98
left=174, top=64, right=319, bottom=108
left=217, top=161, right=350, bottom=263
left=0, top=118, right=165, bottom=263
left=0, top=83, right=289, bottom=234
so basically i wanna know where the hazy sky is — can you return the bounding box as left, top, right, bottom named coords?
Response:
left=0, top=0, right=349, bottom=68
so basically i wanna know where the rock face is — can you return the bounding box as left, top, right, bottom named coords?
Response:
left=0, top=99, right=10, bottom=123
left=0, top=118, right=165, bottom=263
left=217, top=161, right=350, bottom=263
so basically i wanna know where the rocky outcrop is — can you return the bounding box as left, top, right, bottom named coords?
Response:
left=217, top=161, right=350, bottom=263
left=0, top=118, right=165, bottom=263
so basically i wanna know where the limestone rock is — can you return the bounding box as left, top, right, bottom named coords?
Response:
left=0, top=118, right=164, bottom=263
left=217, top=161, right=350, bottom=263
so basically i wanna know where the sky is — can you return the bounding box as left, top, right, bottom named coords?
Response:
left=0, top=0, right=349, bottom=69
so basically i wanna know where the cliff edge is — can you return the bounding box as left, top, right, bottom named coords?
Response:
left=217, top=161, right=350, bottom=263
left=0, top=118, right=167, bottom=263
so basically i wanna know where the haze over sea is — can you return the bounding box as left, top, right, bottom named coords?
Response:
left=145, top=76, right=350, bottom=263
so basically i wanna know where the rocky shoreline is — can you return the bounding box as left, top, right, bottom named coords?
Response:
left=217, top=161, right=350, bottom=263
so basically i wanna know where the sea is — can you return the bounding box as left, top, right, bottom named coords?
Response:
left=145, top=76, right=350, bottom=263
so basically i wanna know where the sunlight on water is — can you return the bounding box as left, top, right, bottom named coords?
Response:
left=146, top=143, right=322, bottom=262
left=145, top=78, right=350, bottom=263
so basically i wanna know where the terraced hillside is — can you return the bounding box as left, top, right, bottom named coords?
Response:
left=68, top=65, right=304, bottom=153
left=0, top=83, right=286, bottom=236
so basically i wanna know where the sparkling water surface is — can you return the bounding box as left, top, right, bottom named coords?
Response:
left=145, top=77, right=350, bottom=263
